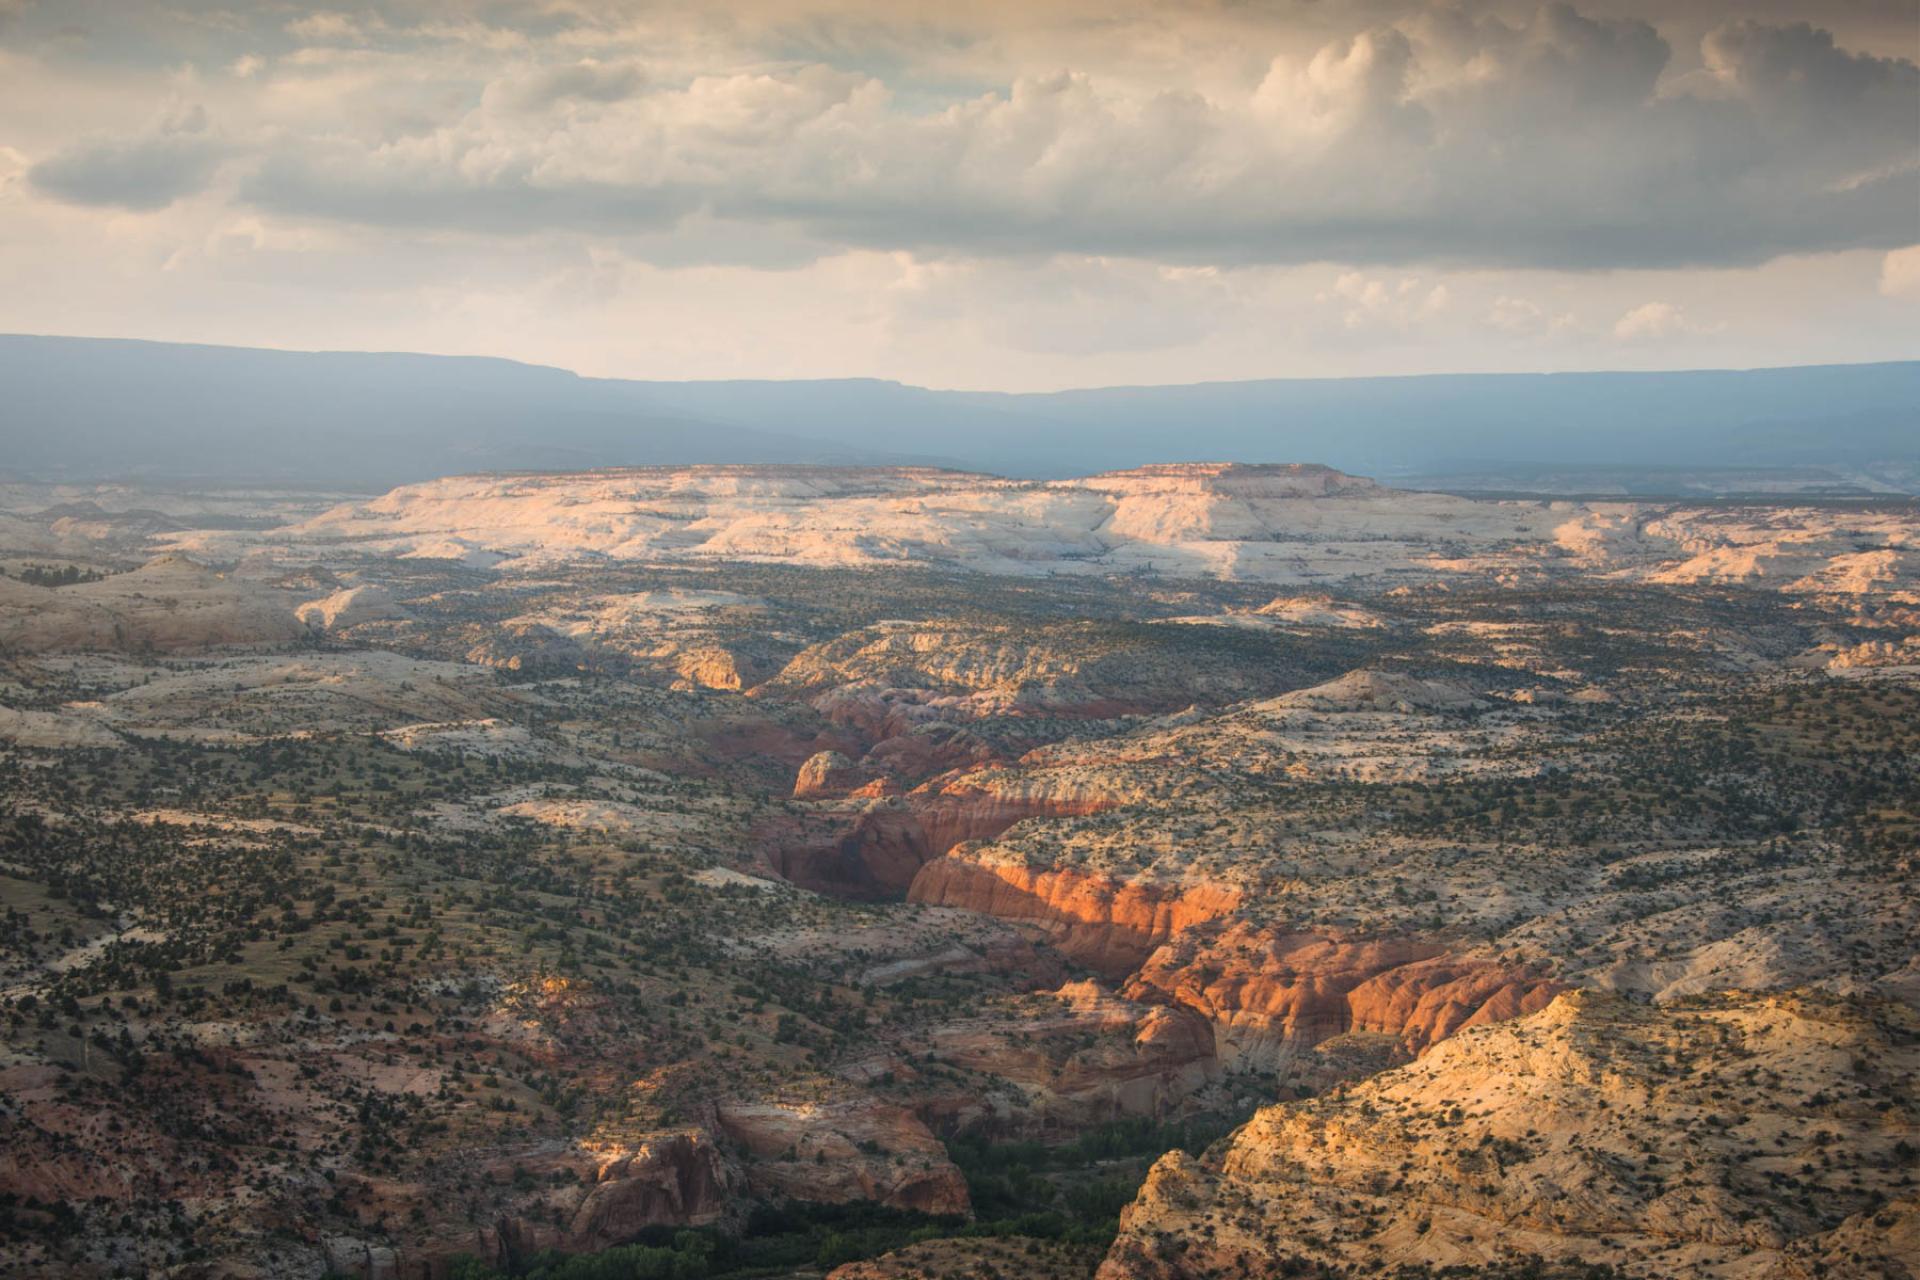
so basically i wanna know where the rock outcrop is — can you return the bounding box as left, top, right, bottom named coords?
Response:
left=153, top=464, right=1920, bottom=596
left=1253, top=594, right=1388, bottom=629
left=794, top=749, right=863, bottom=799
left=1099, top=990, right=1920, bottom=1280
left=0, top=705, right=124, bottom=750
left=1267, top=668, right=1485, bottom=713
left=714, top=1099, right=970, bottom=1216
left=764, top=616, right=1316, bottom=736
left=908, top=853, right=1242, bottom=977
left=486, top=1132, right=733, bottom=1260
left=775, top=768, right=1125, bottom=897
left=1123, top=923, right=1564, bottom=1071
left=297, top=583, right=406, bottom=631
left=466, top=619, right=591, bottom=672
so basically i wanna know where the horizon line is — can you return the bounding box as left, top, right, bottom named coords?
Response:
left=3, top=330, right=1914, bottom=399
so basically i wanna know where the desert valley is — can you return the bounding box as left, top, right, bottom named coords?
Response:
left=0, top=462, right=1913, bottom=1279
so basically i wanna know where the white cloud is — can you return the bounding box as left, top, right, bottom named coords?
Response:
left=1613, top=300, right=1724, bottom=340
left=286, top=11, right=379, bottom=45
left=1878, top=246, right=1920, bottom=299
left=1319, top=273, right=1450, bottom=331
left=1492, top=296, right=1577, bottom=336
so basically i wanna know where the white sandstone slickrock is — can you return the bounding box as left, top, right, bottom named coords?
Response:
left=296, top=583, right=406, bottom=631
left=153, top=463, right=1916, bottom=595
left=0, top=555, right=305, bottom=653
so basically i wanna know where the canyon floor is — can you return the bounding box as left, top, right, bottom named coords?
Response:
left=0, top=465, right=1913, bottom=1280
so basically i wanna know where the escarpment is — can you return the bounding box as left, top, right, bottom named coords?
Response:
left=318, top=1132, right=736, bottom=1277
left=772, top=769, right=1128, bottom=897
left=1123, top=922, right=1565, bottom=1070
left=907, top=856, right=1560, bottom=1071
left=909, top=776, right=1120, bottom=866
left=907, top=851, right=1244, bottom=978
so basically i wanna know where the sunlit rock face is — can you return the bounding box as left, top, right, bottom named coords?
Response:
left=1122, top=923, right=1565, bottom=1072
left=909, top=852, right=1244, bottom=979
left=157, top=463, right=1920, bottom=596
left=297, top=583, right=405, bottom=633
left=1098, top=991, right=1920, bottom=1280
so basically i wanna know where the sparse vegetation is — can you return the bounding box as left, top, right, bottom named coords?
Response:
left=0, top=480, right=1913, bottom=1279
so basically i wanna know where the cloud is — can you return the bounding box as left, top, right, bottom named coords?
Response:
left=485, top=59, right=647, bottom=111
left=1484, top=295, right=1576, bottom=335
left=1612, top=300, right=1720, bottom=340
left=286, top=11, right=380, bottom=45
left=29, top=131, right=227, bottom=212
left=189, top=5, right=1916, bottom=272
left=1880, top=246, right=1920, bottom=299
left=1317, top=272, right=1450, bottom=331
left=1702, top=19, right=1915, bottom=117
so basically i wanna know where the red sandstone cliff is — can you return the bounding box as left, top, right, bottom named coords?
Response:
left=907, top=854, right=1243, bottom=977
left=1123, top=922, right=1564, bottom=1071
left=772, top=773, right=1121, bottom=897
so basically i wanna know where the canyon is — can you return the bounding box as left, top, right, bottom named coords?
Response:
left=0, top=464, right=1913, bottom=1278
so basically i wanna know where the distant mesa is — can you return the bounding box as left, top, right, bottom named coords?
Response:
left=4, top=335, right=1912, bottom=489
left=124, top=461, right=1915, bottom=598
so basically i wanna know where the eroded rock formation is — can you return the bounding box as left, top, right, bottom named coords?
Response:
left=908, top=853, right=1242, bottom=977
left=484, top=1132, right=733, bottom=1261
left=1099, top=991, right=1920, bottom=1280
left=714, top=1100, right=970, bottom=1216
left=1123, top=922, right=1564, bottom=1071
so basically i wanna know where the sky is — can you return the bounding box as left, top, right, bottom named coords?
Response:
left=0, top=0, right=1915, bottom=391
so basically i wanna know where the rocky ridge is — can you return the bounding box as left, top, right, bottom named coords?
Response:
left=1099, top=990, right=1920, bottom=1279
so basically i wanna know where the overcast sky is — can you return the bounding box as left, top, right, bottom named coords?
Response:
left=1, top=1, right=1915, bottom=390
